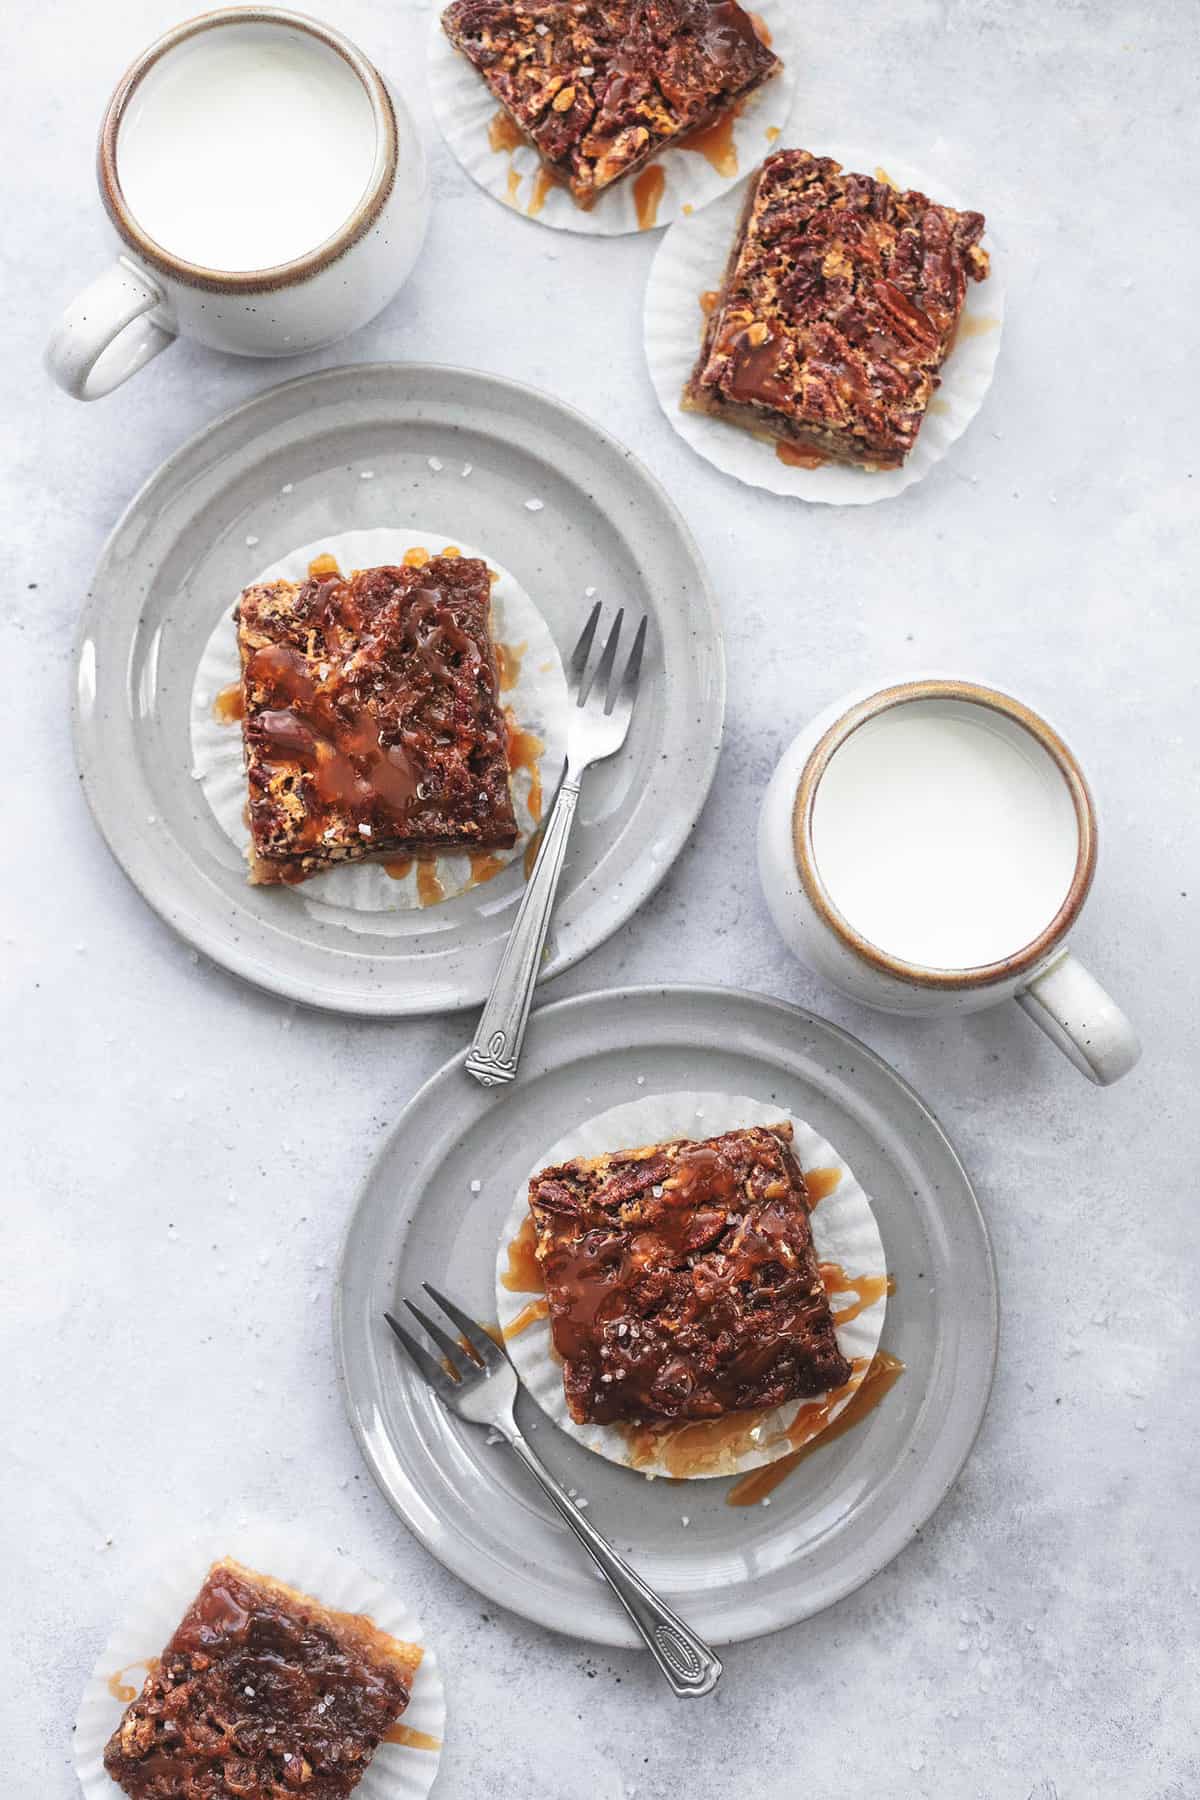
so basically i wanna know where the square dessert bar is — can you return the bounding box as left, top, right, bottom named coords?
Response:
left=235, top=557, right=518, bottom=885
left=684, top=149, right=990, bottom=468
left=441, top=0, right=781, bottom=208
left=528, top=1121, right=851, bottom=1426
left=103, top=1558, right=419, bottom=1799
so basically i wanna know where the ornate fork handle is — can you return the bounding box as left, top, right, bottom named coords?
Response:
left=506, top=1431, right=722, bottom=1697
left=466, top=773, right=580, bottom=1086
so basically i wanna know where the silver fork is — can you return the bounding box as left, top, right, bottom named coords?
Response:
left=384, top=1284, right=722, bottom=1699
left=466, top=604, right=647, bottom=1086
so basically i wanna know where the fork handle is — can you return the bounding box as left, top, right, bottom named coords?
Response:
left=466, top=773, right=580, bottom=1086
left=506, top=1431, right=722, bottom=1698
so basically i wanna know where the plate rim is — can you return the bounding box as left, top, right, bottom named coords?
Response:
left=333, top=980, right=999, bottom=1646
left=70, top=361, right=726, bottom=1017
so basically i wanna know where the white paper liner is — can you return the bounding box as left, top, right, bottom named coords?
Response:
left=496, top=1091, right=886, bottom=1480
left=645, top=147, right=1006, bottom=503
left=189, top=526, right=568, bottom=911
left=428, top=0, right=797, bottom=236
left=73, top=1522, right=445, bottom=1800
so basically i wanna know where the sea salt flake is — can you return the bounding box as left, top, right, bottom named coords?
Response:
left=585, top=585, right=597, bottom=597
left=680, top=1515, right=689, bottom=1527
left=245, top=534, right=259, bottom=547
left=760, top=1497, right=770, bottom=1507
left=470, top=1178, right=482, bottom=1193
left=524, top=497, right=544, bottom=512
left=360, top=469, right=375, bottom=480
left=281, top=482, right=294, bottom=493
left=428, top=456, right=444, bottom=471
left=461, top=462, right=473, bottom=476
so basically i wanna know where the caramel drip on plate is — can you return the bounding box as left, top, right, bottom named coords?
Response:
left=502, top=1214, right=544, bottom=1294
left=384, top=1724, right=442, bottom=1751
left=527, top=165, right=557, bottom=217
left=804, top=1166, right=842, bottom=1207
left=633, top=163, right=666, bottom=230
left=777, top=440, right=827, bottom=469
left=416, top=861, right=444, bottom=908
left=819, top=1262, right=894, bottom=1327
left=106, top=1659, right=156, bottom=1703
left=727, top=1351, right=906, bottom=1506
left=749, top=11, right=773, bottom=44
left=678, top=107, right=740, bottom=178
left=401, top=546, right=429, bottom=567
left=496, top=639, right=527, bottom=692
left=384, top=858, right=413, bottom=882
left=468, top=853, right=507, bottom=886
left=956, top=313, right=1000, bottom=339
left=440, top=545, right=461, bottom=558
left=623, top=1409, right=768, bottom=1478
left=874, top=165, right=899, bottom=190
left=523, top=825, right=545, bottom=880
left=308, top=552, right=340, bottom=578
left=699, top=288, right=719, bottom=317
left=488, top=109, right=523, bottom=154
left=506, top=166, right=521, bottom=207
left=765, top=125, right=780, bottom=143
left=212, top=682, right=245, bottom=724
left=505, top=711, right=545, bottom=821
left=503, top=1297, right=550, bottom=1339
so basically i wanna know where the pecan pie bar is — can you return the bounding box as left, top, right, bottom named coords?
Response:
left=441, top=0, right=781, bottom=208
left=684, top=149, right=990, bottom=468
left=102, top=1558, right=419, bottom=1799
left=528, top=1121, right=851, bottom=1426
left=235, top=557, right=517, bottom=885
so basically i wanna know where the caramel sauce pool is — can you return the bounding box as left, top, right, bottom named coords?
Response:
left=488, top=109, right=523, bottom=155
left=957, top=313, right=1000, bottom=340
left=416, top=861, right=444, bottom=908
left=820, top=1262, right=895, bottom=1327
left=727, top=1352, right=906, bottom=1505
left=804, top=1165, right=842, bottom=1207
left=212, top=682, right=244, bottom=724
left=777, top=440, right=828, bottom=470
left=680, top=109, right=740, bottom=179
left=527, top=165, right=557, bottom=217
left=503, top=1297, right=550, bottom=1340
left=496, top=639, right=527, bottom=692
left=633, top=163, right=665, bottom=230
left=384, top=857, right=413, bottom=882
left=503, top=1214, right=543, bottom=1293
left=505, top=711, right=545, bottom=822
left=384, top=1724, right=443, bottom=1751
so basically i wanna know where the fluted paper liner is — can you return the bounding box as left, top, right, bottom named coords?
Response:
left=73, top=1522, right=445, bottom=1800
left=428, top=0, right=797, bottom=237
left=644, top=148, right=1006, bottom=503
left=496, top=1091, right=886, bottom=1480
left=190, top=525, right=568, bottom=912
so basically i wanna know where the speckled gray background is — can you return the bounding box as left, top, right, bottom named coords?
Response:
left=5, top=2, right=1198, bottom=1795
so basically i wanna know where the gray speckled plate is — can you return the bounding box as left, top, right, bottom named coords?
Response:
left=72, top=364, right=723, bottom=1016
left=335, top=985, right=998, bottom=1647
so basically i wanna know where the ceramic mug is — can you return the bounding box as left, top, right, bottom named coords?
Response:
left=45, top=7, right=429, bottom=401
left=758, top=677, right=1141, bottom=1085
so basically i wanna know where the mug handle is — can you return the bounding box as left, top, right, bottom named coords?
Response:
left=1016, top=950, right=1141, bottom=1086
left=45, top=257, right=175, bottom=400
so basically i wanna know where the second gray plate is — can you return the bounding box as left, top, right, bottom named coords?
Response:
left=336, top=985, right=998, bottom=1647
left=72, top=363, right=724, bottom=1015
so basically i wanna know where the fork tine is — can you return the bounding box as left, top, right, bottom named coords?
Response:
left=421, top=1282, right=505, bottom=1368
left=568, top=601, right=602, bottom=690
left=580, top=607, right=623, bottom=709
left=609, top=613, right=647, bottom=713
left=383, top=1311, right=458, bottom=1391
left=403, top=1298, right=470, bottom=1369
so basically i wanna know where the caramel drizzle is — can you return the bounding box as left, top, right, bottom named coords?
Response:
left=956, top=313, right=1000, bottom=340
left=384, top=858, right=413, bottom=882
left=383, top=1724, right=442, bottom=1751
left=308, top=552, right=340, bottom=578
left=527, top=165, right=557, bottom=217
left=726, top=1351, right=905, bottom=1505
left=699, top=288, right=720, bottom=317
left=505, top=166, right=521, bottom=207
left=523, top=824, right=545, bottom=880
left=416, top=861, right=444, bottom=908
left=496, top=639, right=526, bottom=692
left=678, top=107, right=740, bottom=179
left=633, top=163, right=666, bottom=230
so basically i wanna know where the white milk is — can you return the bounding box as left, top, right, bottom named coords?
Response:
left=116, top=23, right=378, bottom=272
left=810, top=699, right=1079, bottom=970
